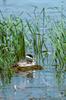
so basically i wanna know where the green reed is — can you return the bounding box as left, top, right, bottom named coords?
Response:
left=0, top=13, right=26, bottom=84
left=26, top=8, right=48, bottom=64
left=49, top=20, right=66, bottom=71
left=0, top=6, right=66, bottom=85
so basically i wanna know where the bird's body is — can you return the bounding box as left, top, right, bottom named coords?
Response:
left=17, top=54, right=36, bottom=67
left=13, top=53, right=36, bottom=71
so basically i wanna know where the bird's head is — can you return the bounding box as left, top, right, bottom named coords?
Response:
left=26, top=54, right=34, bottom=63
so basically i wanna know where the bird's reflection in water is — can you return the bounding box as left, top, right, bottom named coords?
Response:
left=27, top=72, right=33, bottom=79
left=26, top=71, right=36, bottom=83
left=13, top=71, right=37, bottom=93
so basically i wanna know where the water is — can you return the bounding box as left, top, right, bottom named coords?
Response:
left=0, top=70, right=66, bottom=100
left=0, top=0, right=66, bottom=17
left=0, top=0, right=66, bottom=100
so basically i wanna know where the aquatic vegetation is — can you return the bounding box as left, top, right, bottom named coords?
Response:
left=49, top=20, right=66, bottom=71
left=0, top=7, right=66, bottom=85
left=0, top=14, right=26, bottom=84
left=26, top=8, right=48, bottom=65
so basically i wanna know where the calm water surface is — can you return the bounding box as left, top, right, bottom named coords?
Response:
left=0, top=69, right=66, bottom=100
left=0, top=0, right=66, bottom=16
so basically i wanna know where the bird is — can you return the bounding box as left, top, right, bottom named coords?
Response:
left=12, top=53, right=36, bottom=68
